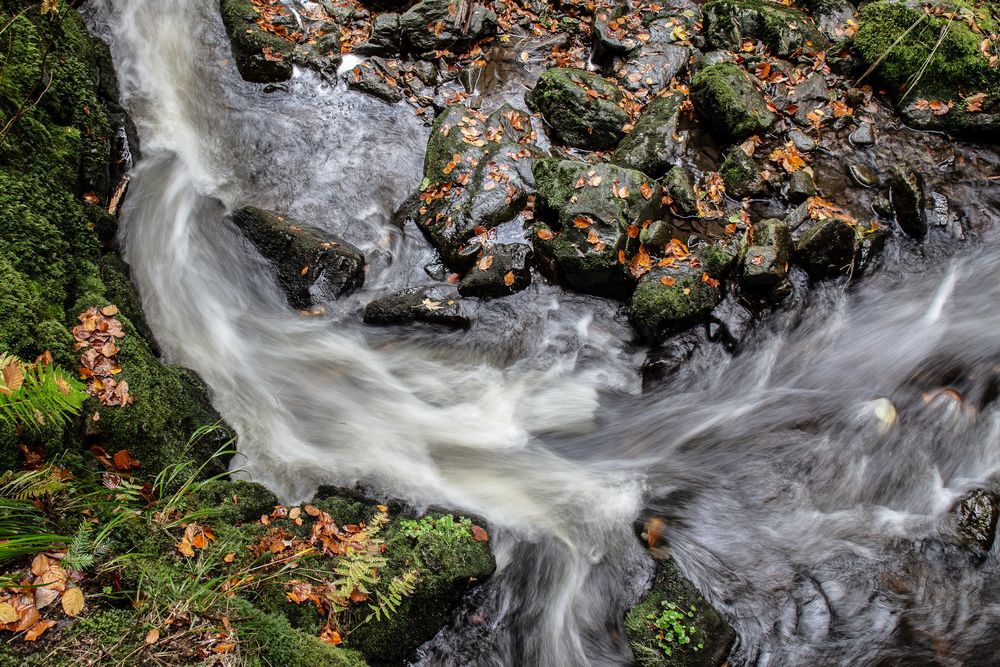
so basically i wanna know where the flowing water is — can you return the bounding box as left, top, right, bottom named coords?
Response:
left=84, top=0, right=1000, bottom=664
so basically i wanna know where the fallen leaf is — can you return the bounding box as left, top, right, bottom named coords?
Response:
left=537, top=228, right=554, bottom=240
left=145, top=628, right=160, bottom=644
left=421, top=298, right=443, bottom=311
left=471, top=524, right=489, bottom=542
left=101, top=305, right=119, bottom=316
left=659, top=276, right=676, bottom=286
left=304, top=504, right=321, bottom=517
left=478, top=255, right=494, bottom=271
left=0, top=603, right=17, bottom=624
left=224, top=552, right=236, bottom=563
left=24, top=619, right=56, bottom=641
left=289, top=507, right=301, bottom=520
left=61, top=587, right=84, bottom=617
left=966, top=92, right=987, bottom=112
left=503, top=271, right=515, bottom=287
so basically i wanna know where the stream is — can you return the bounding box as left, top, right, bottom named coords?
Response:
left=84, top=0, right=1000, bottom=664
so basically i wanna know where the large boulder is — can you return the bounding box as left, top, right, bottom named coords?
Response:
left=691, top=63, right=775, bottom=142
left=854, top=0, right=1000, bottom=135
left=614, top=92, right=687, bottom=178
left=229, top=207, right=365, bottom=309
left=400, top=0, right=497, bottom=53
left=703, top=0, right=827, bottom=56
left=531, top=158, right=663, bottom=296
left=625, top=557, right=736, bottom=667
left=526, top=68, right=630, bottom=150
left=458, top=242, right=532, bottom=298
left=413, top=104, right=538, bottom=270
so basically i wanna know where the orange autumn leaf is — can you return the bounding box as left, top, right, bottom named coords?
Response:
left=537, top=228, right=554, bottom=240
left=478, top=255, right=494, bottom=271
left=471, top=524, right=489, bottom=542
left=640, top=182, right=652, bottom=200
left=659, top=276, right=677, bottom=286
left=572, top=216, right=591, bottom=228
left=24, top=619, right=57, bottom=641
left=702, top=272, right=720, bottom=288
left=966, top=92, right=987, bottom=112
left=627, top=225, right=639, bottom=239
left=503, top=271, right=515, bottom=287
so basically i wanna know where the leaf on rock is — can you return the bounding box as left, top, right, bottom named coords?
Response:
left=471, top=524, right=489, bottom=542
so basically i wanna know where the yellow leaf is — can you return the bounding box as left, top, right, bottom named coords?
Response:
left=40, top=0, right=58, bottom=15
left=145, top=627, right=160, bottom=644
left=0, top=603, right=17, bottom=624
left=61, top=587, right=84, bottom=617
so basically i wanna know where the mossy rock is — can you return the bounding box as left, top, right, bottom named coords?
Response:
left=628, top=262, right=724, bottom=343
left=739, top=217, right=791, bottom=288
left=220, top=0, right=294, bottom=83
left=855, top=0, right=1000, bottom=134
left=614, top=91, right=687, bottom=178
left=720, top=145, right=767, bottom=200
left=531, top=158, right=663, bottom=296
left=526, top=68, right=630, bottom=150
left=703, top=0, right=826, bottom=56
left=794, top=217, right=859, bottom=278
left=625, top=558, right=735, bottom=667
left=691, top=63, right=775, bottom=142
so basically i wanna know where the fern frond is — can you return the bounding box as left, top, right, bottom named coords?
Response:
left=0, top=467, right=69, bottom=501
left=365, top=570, right=418, bottom=623
left=0, top=354, right=86, bottom=433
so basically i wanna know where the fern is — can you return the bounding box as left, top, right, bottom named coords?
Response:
left=330, top=547, right=386, bottom=613
left=0, top=466, right=69, bottom=500
left=0, top=353, right=86, bottom=433
left=62, top=522, right=98, bottom=571
left=365, top=569, right=418, bottom=623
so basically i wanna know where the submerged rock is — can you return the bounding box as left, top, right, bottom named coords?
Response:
left=526, top=67, right=629, bottom=150
left=890, top=166, right=927, bottom=240
left=400, top=0, right=497, bottom=53
left=614, top=91, right=687, bottom=178
left=458, top=243, right=532, bottom=298
left=625, top=557, right=736, bottom=667
left=691, top=63, right=775, bottom=142
left=531, top=158, right=662, bottom=296
left=954, top=488, right=999, bottom=553
left=703, top=0, right=826, bottom=57
left=230, top=207, right=365, bottom=309
left=363, top=285, right=470, bottom=328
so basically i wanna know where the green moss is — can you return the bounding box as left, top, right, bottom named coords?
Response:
left=855, top=0, right=1000, bottom=132
left=526, top=67, right=629, bottom=150
left=720, top=146, right=766, bottom=200
left=691, top=63, right=775, bottom=142
left=625, top=559, right=735, bottom=667
left=703, top=0, right=826, bottom=56
left=629, top=268, right=722, bottom=342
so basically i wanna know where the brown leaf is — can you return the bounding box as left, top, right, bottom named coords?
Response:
left=30, top=554, right=52, bottom=577
left=503, top=271, right=515, bottom=287
left=288, top=507, right=301, bottom=520
left=61, top=587, right=84, bottom=617
left=349, top=588, right=369, bottom=603
left=572, top=216, right=591, bottom=229
left=640, top=182, right=652, bottom=200
left=35, top=587, right=60, bottom=610
left=304, top=504, right=321, bottom=517
left=478, top=255, right=494, bottom=271
left=966, top=92, right=987, bottom=112
left=471, top=524, right=489, bottom=542
left=536, top=228, right=554, bottom=240
left=224, top=552, right=236, bottom=563
left=113, top=450, right=140, bottom=471
left=101, top=305, right=119, bottom=317
left=213, top=642, right=236, bottom=654
left=659, top=276, right=677, bottom=286
left=176, top=538, right=195, bottom=558
left=145, top=627, right=160, bottom=644
left=24, top=619, right=56, bottom=641
left=2, top=361, right=23, bottom=395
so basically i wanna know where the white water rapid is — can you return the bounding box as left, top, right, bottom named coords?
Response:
left=84, top=1, right=1000, bottom=665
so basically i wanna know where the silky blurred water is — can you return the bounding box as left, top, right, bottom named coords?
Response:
left=84, top=1, right=1000, bottom=664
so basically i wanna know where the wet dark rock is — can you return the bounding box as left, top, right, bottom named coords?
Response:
left=617, top=44, right=691, bottom=97
left=849, top=163, right=878, bottom=188
left=613, top=92, right=687, bottom=178
left=628, top=244, right=729, bottom=343
left=856, top=224, right=890, bottom=274
left=625, top=557, right=736, bottom=667
left=594, top=5, right=640, bottom=56
left=872, top=192, right=893, bottom=219
left=788, top=129, right=816, bottom=153
left=789, top=74, right=829, bottom=105
left=890, top=166, right=927, bottom=240
left=458, top=243, right=532, bottom=298
left=220, top=0, right=294, bottom=83
left=400, top=0, right=497, bottom=53
left=691, top=63, right=776, bottom=142
left=662, top=167, right=698, bottom=217
left=363, top=286, right=470, bottom=328
left=740, top=217, right=790, bottom=289
left=526, top=68, right=629, bottom=150
left=784, top=200, right=810, bottom=230
left=414, top=105, right=538, bottom=270
left=787, top=168, right=815, bottom=204
left=794, top=217, right=857, bottom=279
left=849, top=121, right=877, bottom=146
left=640, top=220, right=674, bottom=248
left=720, top=146, right=767, bottom=200
left=531, top=158, right=662, bottom=296
left=697, top=50, right=738, bottom=69
left=702, top=0, right=826, bottom=57
left=346, top=58, right=405, bottom=103
left=710, top=293, right=757, bottom=348
left=230, top=207, right=365, bottom=309
left=356, top=13, right=401, bottom=53
left=954, top=488, right=999, bottom=553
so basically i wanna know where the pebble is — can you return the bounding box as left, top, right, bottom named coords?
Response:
left=788, top=129, right=816, bottom=153
left=849, top=163, right=878, bottom=188
left=849, top=121, right=877, bottom=146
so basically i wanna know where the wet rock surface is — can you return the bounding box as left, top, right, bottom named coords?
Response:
left=229, top=206, right=365, bottom=310
left=526, top=67, right=629, bottom=150
left=955, top=488, right=999, bottom=553
left=363, top=285, right=471, bottom=328
left=691, top=63, right=775, bottom=141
